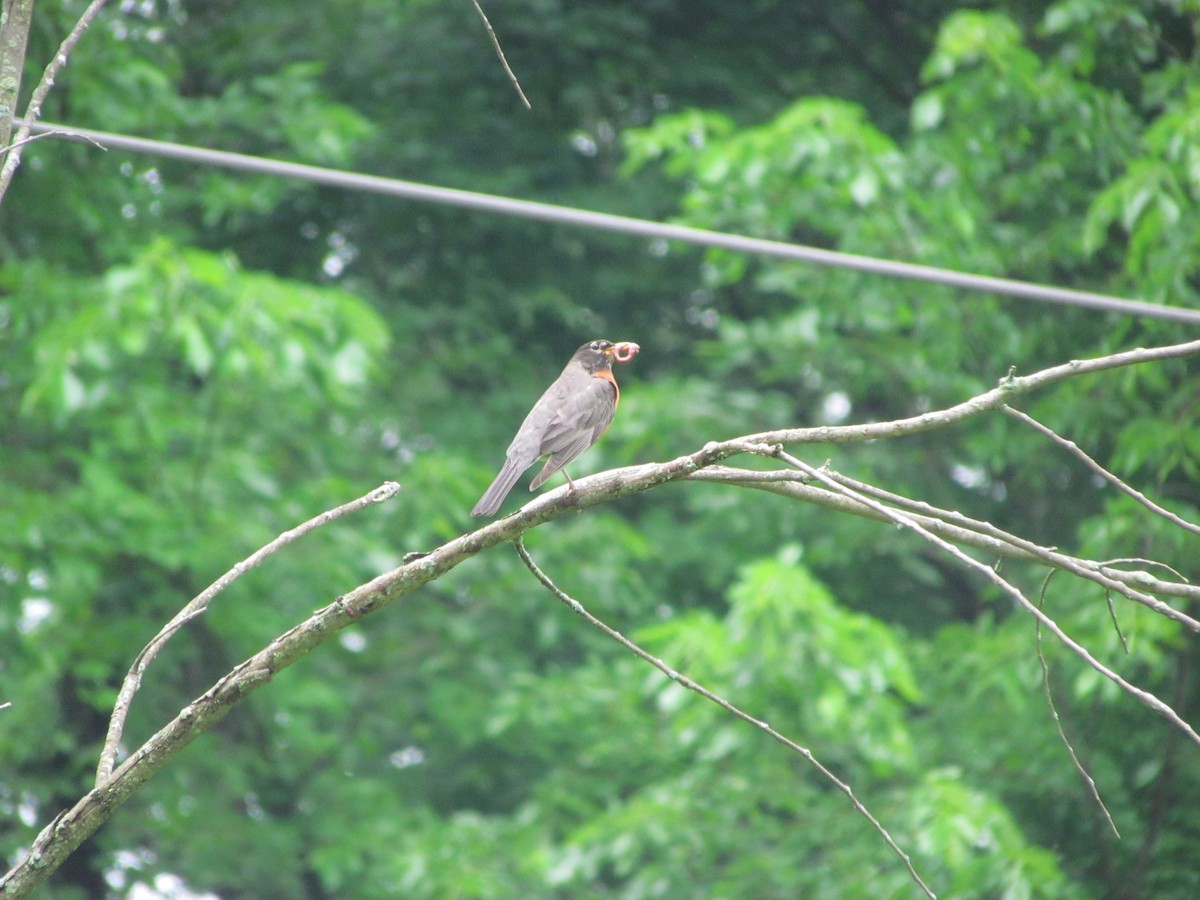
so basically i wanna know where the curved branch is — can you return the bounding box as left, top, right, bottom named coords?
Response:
left=691, top=466, right=1200, bottom=627
left=771, top=450, right=1200, bottom=749
left=747, top=339, right=1200, bottom=447
left=94, top=482, right=402, bottom=786
left=823, top=471, right=1200, bottom=629
left=0, top=444, right=739, bottom=896
left=1035, top=571, right=1120, bottom=838
left=0, top=127, right=105, bottom=156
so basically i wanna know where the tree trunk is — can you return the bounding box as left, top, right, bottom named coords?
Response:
left=0, top=0, right=34, bottom=151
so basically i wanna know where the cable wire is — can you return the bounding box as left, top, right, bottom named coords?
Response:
left=25, top=120, right=1200, bottom=325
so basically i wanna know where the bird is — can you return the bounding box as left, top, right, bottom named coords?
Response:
left=471, top=339, right=641, bottom=517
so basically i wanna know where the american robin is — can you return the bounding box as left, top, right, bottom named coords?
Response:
left=471, top=339, right=641, bottom=517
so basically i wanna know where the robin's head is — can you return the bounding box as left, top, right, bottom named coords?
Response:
left=572, top=339, right=640, bottom=373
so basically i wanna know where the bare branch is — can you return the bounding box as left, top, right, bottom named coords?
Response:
left=822, top=472, right=1200, bottom=630
left=1036, top=571, right=1121, bottom=838
left=0, top=127, right=106, bottom=156
left=1102, top=587, right=1130, bottom=655
left=772, top=450, right=1200, bottom=750
left=94, top=481, right=402, bottom=785
left=690, top=466, right=1200, bottom=629
left=1102, top=557, right=1188, bottom=584
left=0, top=0, right=111, bottom=204
left=747, top=339, right=1200, bottom=447
left=469, top=0, right=531, bottom=109
left=1004, top=405, right=1200, bottom=538
left=4, top=479, right=597, bottom=895
left=513, top=537, right=936, bottom=900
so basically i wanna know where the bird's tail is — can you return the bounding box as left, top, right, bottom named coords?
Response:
left=471, top=457, right=527, bottom=517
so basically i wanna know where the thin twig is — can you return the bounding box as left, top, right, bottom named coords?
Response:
left=0, top=0, right=111, bottom=202
left=747, top=340, right=1200, bottom=447
left=689, top=465, right=1200, bottom=615
left=1101, top=557, right=1189, bottom=584
left=1003, top=405, right=1200, bottom=538
left=94, top=481, right=402, bottom=785
left=822, top=471, right=1200, bottom=632
left=1036, top=570, right=1121, bottom=838
left=773, top=449, right=1200, bottom=750
left=0, top=127, right=106, bottom=157
left=513, top=536, right=937, bottom=900
left=1103, top=588, right=1130, bottom=655
left=469, top=0, right=531, bottom=109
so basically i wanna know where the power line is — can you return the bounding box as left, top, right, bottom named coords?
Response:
left=25, top=120, right=1200, bottom=326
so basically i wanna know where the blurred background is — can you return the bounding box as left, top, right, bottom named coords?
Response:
left=2, top=0, right=1199, bottom=896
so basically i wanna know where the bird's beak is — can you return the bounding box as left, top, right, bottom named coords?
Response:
left=612, top=341, right=640, bottom=364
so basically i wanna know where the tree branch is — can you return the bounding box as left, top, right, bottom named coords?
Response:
left=771, top=450, right=1200, bottom=750
left=1035, top=571, right=1120, bottom=838
left=0, top=0, right=110, bottom=205
left=0, top=0, right=34, bottom=152
left=1003, top=404, right=1200, bottom=538
left=746, top=339, right=1200, bottom=447
left=0, top=446, right=735, bottom=896
left=513, top=537, right=936, bottom=899
left=94, top=482, right=402, bottom=786
left=823, top=471, right=1200, bottom=629
left=0, top=126, right=105, bottom=156
left=690, top=466, right=1200, bottom=628
left=468, top=0, right=531, bottom=109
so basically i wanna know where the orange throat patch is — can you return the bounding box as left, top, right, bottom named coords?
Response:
left=594, top=368, right=619, bottom=408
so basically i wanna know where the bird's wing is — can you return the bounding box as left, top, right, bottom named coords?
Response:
left=538, top=375, right=617, bottom=456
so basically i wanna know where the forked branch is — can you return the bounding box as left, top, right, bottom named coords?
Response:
left=771, top=450, right=1200, bottom=750
left=94, top=482, right=402, bottom=786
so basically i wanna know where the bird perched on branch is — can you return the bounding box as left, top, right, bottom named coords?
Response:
left=471, top=339, right=641, bottom=517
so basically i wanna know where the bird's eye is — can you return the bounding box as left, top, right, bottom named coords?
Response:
left=590, top=341, right=601, bottom=350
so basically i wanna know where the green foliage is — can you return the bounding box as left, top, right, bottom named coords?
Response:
left=908, top=769, right=1086, bottom=900
left=3, top=0, right=1199, bottom=897
left=0, top=240, right=396, bottom=887
left=1085, top=88, right=1200, bottom=299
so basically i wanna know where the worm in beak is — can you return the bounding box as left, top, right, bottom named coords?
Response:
left=612, top=341, right=640, bottom=364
